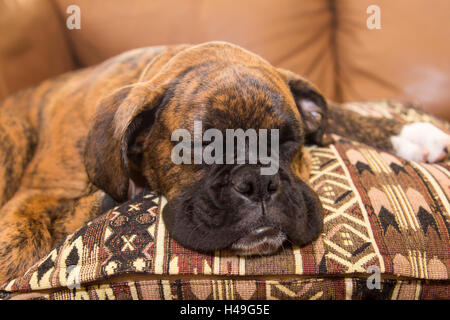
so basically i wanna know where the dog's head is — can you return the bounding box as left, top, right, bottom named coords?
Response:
left=85, top=42, right=328, bottom=255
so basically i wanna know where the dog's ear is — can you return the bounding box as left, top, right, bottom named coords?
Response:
left=277, top=68, right=330, bottom=146
left=84, top=82, right=167, bottom=202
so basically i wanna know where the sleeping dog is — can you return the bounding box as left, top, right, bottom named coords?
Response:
left=0, top=42, right=448, bottom=283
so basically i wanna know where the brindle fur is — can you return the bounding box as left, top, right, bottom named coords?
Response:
left=327, top=102, right=404, bottom=151
left=0, top=42, right=404, bottom=284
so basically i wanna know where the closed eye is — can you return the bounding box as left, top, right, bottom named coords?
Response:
left=279, top=123, right=302, bottom=145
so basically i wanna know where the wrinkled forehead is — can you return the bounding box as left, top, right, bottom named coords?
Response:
left=160, top=64, right=302, bottom=133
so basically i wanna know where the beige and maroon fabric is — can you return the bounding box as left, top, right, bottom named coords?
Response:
left=1, top=101, right=448, bottom=300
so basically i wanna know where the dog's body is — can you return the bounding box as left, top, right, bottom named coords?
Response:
left=0, top=42, right=448, bottom=284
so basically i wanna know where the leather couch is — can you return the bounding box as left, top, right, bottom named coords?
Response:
left=0, top=0, right=449, bottom=120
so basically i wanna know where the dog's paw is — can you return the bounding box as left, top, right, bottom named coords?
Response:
left=391, top=122, right=450, bottom=163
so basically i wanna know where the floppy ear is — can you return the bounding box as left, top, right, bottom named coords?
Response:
left=277, top=68, right=330, bottom=146
left=84, top=82, right=167, bottom=202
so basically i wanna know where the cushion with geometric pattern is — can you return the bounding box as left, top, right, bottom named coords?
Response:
left=1, top=100, right=449, bottom=300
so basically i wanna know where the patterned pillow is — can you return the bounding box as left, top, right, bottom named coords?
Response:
left=1, top=101, right=449, bottom=300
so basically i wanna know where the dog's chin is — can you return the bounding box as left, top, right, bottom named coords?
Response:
left=229, top=227, right=287, bottom=256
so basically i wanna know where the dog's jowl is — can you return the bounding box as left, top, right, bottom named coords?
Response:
left=0, top=42, right=448, bottom=284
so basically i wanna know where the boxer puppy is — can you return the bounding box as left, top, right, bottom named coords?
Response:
left=0, top=42, right=448, bottom=284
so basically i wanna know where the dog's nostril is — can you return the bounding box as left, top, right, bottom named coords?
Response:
left=231, top=166, right=280, bottom=200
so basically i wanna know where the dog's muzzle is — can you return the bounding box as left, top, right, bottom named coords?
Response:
left=227, top=166, right=287, bottom=255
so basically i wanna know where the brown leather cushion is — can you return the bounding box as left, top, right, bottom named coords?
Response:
left=55, top=0, right=336, bottom=100
left=335, top=0, right=450, bottom=120
left=0, top=0, right=75, bottom=100
left=2, top=1, right=449, bottom=121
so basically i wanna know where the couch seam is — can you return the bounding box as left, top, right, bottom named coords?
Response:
left=328, top=0, right=342, bottom=102
left=48, top=0, right=82, bottom=68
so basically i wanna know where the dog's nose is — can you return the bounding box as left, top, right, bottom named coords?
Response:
left=231, top=166, right=280, bottom=201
